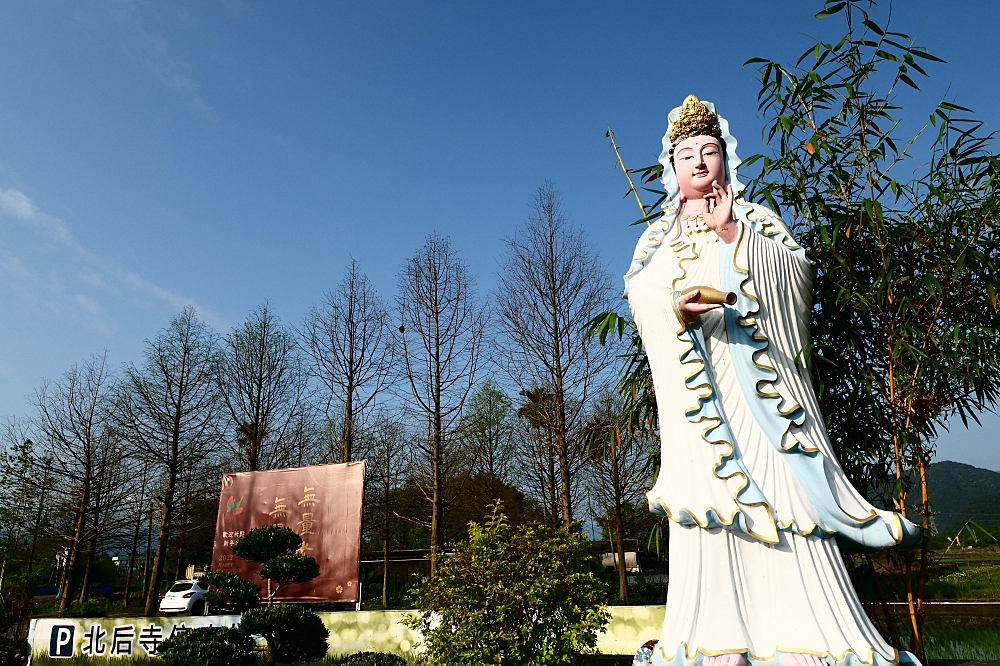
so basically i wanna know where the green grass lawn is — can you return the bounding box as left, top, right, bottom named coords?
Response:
left=924, top=564, right=1000, bottom=600
left=913, top=625, right=1000, bottom=660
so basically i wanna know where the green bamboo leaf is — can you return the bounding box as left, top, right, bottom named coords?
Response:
left=911, top=49, right=946, bottom=63
left=940, top=101, right=973, bottom=112
left=630, top=211, right=664, bottom=226
left=863, top=20, right=885, bottom=36
left=815, top=2, right=847, bottom=18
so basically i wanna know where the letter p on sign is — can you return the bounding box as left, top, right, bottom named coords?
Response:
left=49, top=625, right=75, bottom=657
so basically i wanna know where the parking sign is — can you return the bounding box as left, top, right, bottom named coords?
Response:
left=49, top=625, right=74, bottom=658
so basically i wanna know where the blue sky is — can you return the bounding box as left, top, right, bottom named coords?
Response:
left=1, top=1, right=998, bottom=468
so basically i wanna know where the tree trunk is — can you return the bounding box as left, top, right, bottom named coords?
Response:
left=382, top=535, right=390, bottom=609
left=0, top=523, right=21, bottom=592
left=77, top=540, right=96, bottom=604
left=557, top=431, right=572, bottom=527
left=27, top=489, right=45, bottom=575
left=343, top=388, right=354, bottom=463
left=913, top=449, right=932, bottom=661
left=175, top=536, right=186, bottom=582
left=612, top=431, right=629, bottom=604
left=383, top=450, right=391, bottom=608
left=144, top=470, right=177, bottom=616
left=548, top=437, right=558, bottom=528
left=79, top=499, right=102, bottom=604
left=58, top=495, right=88, bottom=613
left=123, top=484, right=147, bottom=608
left=430, top=430, right=442, bottom=578
left=904, top=549, right=920, bottom=657
left=142, top=509, right=153, bottom=600
left=554, top=383, right=573, bottom=527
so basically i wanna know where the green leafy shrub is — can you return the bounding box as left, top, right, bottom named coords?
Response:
left=0, top=635, right=28, bottom=666
left=404, top=503, right=610, bottom=666
left=241, top=604, right=329, bottom=664
left=60, top=599, right=108, bottom=618
left=326, top=652, right=410, bottom=666
left=157, top=626, right=256, bottom=666
left=199, top=571, right=261, bottom=613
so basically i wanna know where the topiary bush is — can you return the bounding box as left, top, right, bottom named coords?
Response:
left=232, top=526, right=320, bottom=604
left=404, top=502, right=610, bottom=666
left=157, top=626, right=256, bottom=666
left=232, top=526, right=303, bottom=564
left=240, top=603, right=329, bottom=664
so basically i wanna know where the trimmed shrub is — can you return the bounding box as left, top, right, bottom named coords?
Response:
left=232, top=526, right=302, bottom=564
left=232, top=526, right=320, bottom=604
left=157, top=626, right=255, bottom=666
left=240, top=604, right=329, bottom=664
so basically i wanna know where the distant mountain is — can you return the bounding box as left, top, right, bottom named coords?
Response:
left=954, top=493, right=1000, bottom=532
left=927, top=461, right=1000, bottom=533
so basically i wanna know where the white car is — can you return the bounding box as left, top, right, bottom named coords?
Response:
left=158, top=579, right=207, bottom=615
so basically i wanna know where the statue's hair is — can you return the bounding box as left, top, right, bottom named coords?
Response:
left=668, top=95, right=725, bottom=166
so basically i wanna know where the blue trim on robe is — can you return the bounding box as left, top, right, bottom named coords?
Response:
left=646, top=224, right=776, bottom=542
left=714, top=219, right=920, bottom=552
left=664, top=290, right=774, bottom=538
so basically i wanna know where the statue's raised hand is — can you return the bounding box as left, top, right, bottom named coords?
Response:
left=704, top=180, right=738, bottom=244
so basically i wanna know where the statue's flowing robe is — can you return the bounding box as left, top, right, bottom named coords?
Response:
left=625, top=202, right=920, bottom=666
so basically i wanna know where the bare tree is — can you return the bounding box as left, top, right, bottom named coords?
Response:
left=218, top=302, right=311, bottom=471
left=300, top=260, right=393, bottom=463
left=74, top=445, right=136, bottom=604
left=120, top=458, right=154, bottom=609
left=30, top=353, right=121, bottom=612
left=114, top=306, right=224, bottom=615
left=360, top=414, right=407, bottom=608
left=397, top=233, right=485, bottom=576
left=583, top=392, right=656, bottom=604
left=496, top=181, right=614, bottom=526
left=515, top=387, right=562, bottom=527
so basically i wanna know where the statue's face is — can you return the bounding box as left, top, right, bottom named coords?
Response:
left=674, top=136, right=726, bottom=200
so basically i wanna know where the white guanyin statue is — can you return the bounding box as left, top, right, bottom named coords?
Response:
left=624, top=95, right=921, bottom=666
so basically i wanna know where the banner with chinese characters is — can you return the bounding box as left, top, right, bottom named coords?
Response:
left=211, top=461, right=365, bottom=602
left=28, top=616, right=242, bottom=660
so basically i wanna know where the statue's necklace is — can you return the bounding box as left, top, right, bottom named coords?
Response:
left=680, top=212, right=709, bottom=233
